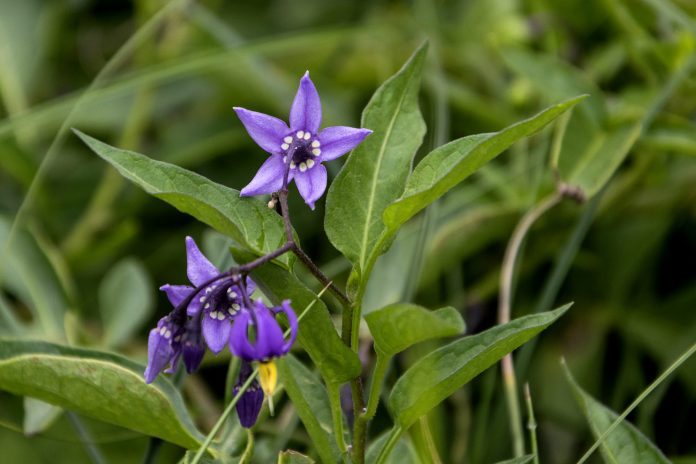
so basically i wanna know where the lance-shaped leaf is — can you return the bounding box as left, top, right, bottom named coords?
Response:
left=231, top=248, right=361, bottom=384
left=563, top=363, right=670, bottom=464
left=365, top=304, right=464, bottom=357
left=73, top=130, right=291, bottom=267
left=560, top=121, right=642, bottom=198
left=389, top=304, right=571, bottom=429
left=99, top=258, right=153, bottom=348
left=0, top=216, right=66, bottom=336
left=277, top=355, right=339, bottom=464
left=325, top=43, right=427, bottom=275
left=383, top=96, right=586, bottom=232
left=277, top=450, right=316, bottom=464
left=0, top=339, right=204, bottom=448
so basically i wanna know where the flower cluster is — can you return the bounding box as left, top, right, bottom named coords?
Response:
left=144, top=72, right=368, bottom=430
left=144, top=237, right=298, bottom=428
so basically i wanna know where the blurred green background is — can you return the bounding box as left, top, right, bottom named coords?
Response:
left=0, top=0, right=695, bottom=462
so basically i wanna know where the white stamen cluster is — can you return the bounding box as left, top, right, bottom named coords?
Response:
left=280, top=131, right=321, bottom=172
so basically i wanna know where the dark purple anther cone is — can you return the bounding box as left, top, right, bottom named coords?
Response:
left=235, top=72, right=372, bottom=209
left=235, top=361, right=264, bottom=428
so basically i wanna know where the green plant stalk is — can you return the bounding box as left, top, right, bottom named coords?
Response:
left=498, top=192, right=562, bottom=456
left=239, top=429, right=255, bottom=464
left=66, top=412, right=107, bottom=464
left=364, top=354, right=389, bottom=419
left=419, top=416, right=443, bottom=464
left=524, top=384, right=539, bottom=464
left=375, top=425, right=403, bottom=464
left=327, top=382, right=347, bottom=453
left=575, top=341, right=696, bottom=464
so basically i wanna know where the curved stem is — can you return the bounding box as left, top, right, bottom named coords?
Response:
left=364, top=354, right=389, bottom=420
left=375, top=425, right=403, bottom=464
left=328, top=383, right=347, bottom=453
left=498, top=192, right=562, bottom=457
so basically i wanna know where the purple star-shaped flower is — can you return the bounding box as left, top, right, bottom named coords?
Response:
left=235, top=72, right=372, bottom=209
left=160, top=236, right=254, bottom=354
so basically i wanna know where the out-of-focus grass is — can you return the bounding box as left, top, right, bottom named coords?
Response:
left=0, top=0, right=694, bottom=462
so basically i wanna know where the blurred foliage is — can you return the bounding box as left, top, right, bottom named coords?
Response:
left=0, top=0, right=695, bottom=462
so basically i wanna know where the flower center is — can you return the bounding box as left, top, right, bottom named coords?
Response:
left=281, top=130, right=321, bottom=172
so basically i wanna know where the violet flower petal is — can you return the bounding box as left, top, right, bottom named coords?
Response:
left=278, top=300, right=298, bottom=355
left=182, top=342, right=205, bottom=373
left=202, top=313, right=231, bottom=354
left=254, top=302, right=286, bottom=359
left=185, top=236, right=219, bottom=287
left=144, top=328, right=173, bottom=384
left=234, top=107, right=290, bottom=155
left=317, top=126, right=372, bottom=161
left=289, top=72, right=322, bottom=134
left=294, top=164, right=327, bottom=210
left=240, top=155, right=289, bottom=197
left=230, top=309, right=256, bottom=360
left=159, top=284, right=193, bottom=307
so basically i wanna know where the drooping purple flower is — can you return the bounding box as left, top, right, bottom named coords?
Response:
left=161, top=236, right=255, bottom=354
left=229, top=299, right=298, bottom=362
left=234, top=360, right=264, bottom=428
left=144, top=315, right=181, bottom=383
left=235, top=72, right=372, bottom=209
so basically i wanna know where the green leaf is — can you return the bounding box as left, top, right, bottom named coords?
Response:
left=0, top=216, right=66, bottom=336
left=494, top=455, right=535, bottom=464
left=99, top=258, right=153, bottom=348
left=73, top=130, right=291, bottom=267
left=365, top=304, right=464, bottom=357
left=230, top=248, right=361, bottom=384
left=277, top=450, right=316, bottom=464
left=0, top=338, right=203, bottom=448
left=23, top=397, right=62, bottom=435
left=561, top=121, right=642, bottom=198
left=383, top=96, right=587, bottom=232
left=389, top=304, right=571, bottom=429
left=325, top=43, right=427, bottom=275
left=181, top=451, right=220, bottom=464
left=277, top=356, right=338, bottom=464
left=563, top=364, right=670, bottom=464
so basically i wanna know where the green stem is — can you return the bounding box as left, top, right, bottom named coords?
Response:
left=67, top=412, right=107, bottom=464
left=364, top=354, right=389, bottom=419
left=190, top=367, right=259, bottom=464
left=374, top=425, right=403, bottom=464
left=576, top=341, right=696, bottom=464
left=328, top=383, right=347, bottom=453
left=351, top=378, right=367, bottom=464
left=419, top=416, right=442, bottom=464
left=498, top=193, right=562, bottom=457
left=524, top=384, right=539, bottom=464
left=239, top=429, right=255, bottom=464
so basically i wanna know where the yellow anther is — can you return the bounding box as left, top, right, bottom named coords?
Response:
left=259, top=361, right=278, bottom=397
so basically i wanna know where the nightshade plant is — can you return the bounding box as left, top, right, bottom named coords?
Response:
left=66, top=45, right=598, bottom=463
